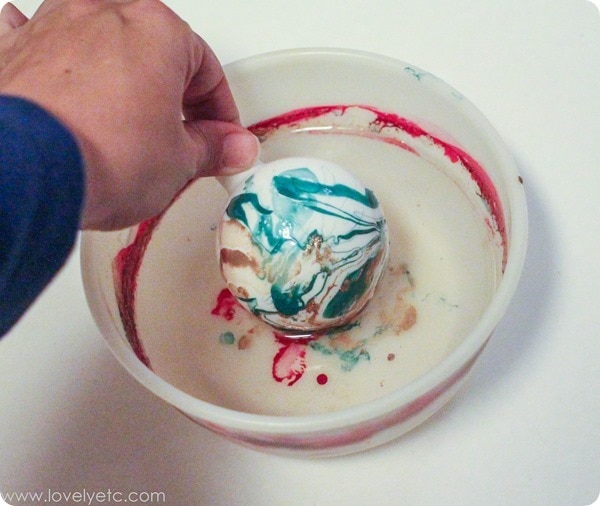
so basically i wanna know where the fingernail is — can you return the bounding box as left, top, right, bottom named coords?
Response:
left=222, top=132, right=260, bottom=173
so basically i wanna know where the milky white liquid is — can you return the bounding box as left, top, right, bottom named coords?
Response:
left=134, top=124, right=502, bottom=415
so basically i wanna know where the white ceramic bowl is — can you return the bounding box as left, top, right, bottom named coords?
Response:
left=81, top=48, right=527, bottom=458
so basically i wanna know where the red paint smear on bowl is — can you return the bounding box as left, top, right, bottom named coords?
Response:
left=112, top=216, right=161, bottom=367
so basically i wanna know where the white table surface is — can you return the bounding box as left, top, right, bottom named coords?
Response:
left=1, top=1, right=599, bottom=505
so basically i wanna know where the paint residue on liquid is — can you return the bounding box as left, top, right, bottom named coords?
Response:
left=113, top=103, right=499, bottom=389
left=211, top=288, right=240, bottom=321
left=272, top=333, right=311, bottom=386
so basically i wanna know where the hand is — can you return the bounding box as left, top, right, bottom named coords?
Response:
left=0, top=0, right=259, bottom=230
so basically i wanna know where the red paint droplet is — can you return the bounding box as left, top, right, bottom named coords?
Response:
left=317, top=373, right=328, bottom=385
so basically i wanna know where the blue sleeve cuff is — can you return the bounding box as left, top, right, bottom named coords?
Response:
left=0, top=95, right=85, bottom=335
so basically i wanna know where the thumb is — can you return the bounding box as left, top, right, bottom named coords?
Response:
left=0, top=3, right=28, bottom=35
left=184, top=120, right=260, bottom=178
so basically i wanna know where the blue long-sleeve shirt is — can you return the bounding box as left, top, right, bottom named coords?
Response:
left=0, top=96, right=84, bottom=336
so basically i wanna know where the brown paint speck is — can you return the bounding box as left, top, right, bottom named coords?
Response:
left=395, top=305, right=417, bottom=334
left=238, top=335, right=252, bottom=350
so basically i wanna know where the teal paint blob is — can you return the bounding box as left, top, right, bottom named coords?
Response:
left=219, top=331, right=235, bottom=345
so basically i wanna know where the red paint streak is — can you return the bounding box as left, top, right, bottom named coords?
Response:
left=112, top=216, right=161, bottom=367
left=317, top=373, right=329, bottom=385
left=210, top=288, right=240, bottom=321
left=249, top=104, right=507, bottom=269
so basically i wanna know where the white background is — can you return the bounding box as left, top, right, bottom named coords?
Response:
left=1, top=0, right=599, bottom=505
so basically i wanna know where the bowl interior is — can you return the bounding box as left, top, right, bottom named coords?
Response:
left=82, top=49, right=526, bottom=425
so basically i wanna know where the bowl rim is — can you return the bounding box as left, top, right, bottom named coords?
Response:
left=82, top=47, right=528, bottom=436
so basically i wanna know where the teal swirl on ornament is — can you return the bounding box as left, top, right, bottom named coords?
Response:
left=224, top=167, right=387, bottom=326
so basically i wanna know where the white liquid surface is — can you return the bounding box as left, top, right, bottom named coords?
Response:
left=134, top=124, right=502, bottom=416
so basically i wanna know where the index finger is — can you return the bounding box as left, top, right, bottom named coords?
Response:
left=182, top=32, right=241, bottom=125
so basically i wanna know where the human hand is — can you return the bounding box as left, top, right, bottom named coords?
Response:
left=0, top=0, right=259, bottom=230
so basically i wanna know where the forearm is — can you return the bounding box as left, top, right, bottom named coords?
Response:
left=0, top=95, right=84, bottom=335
